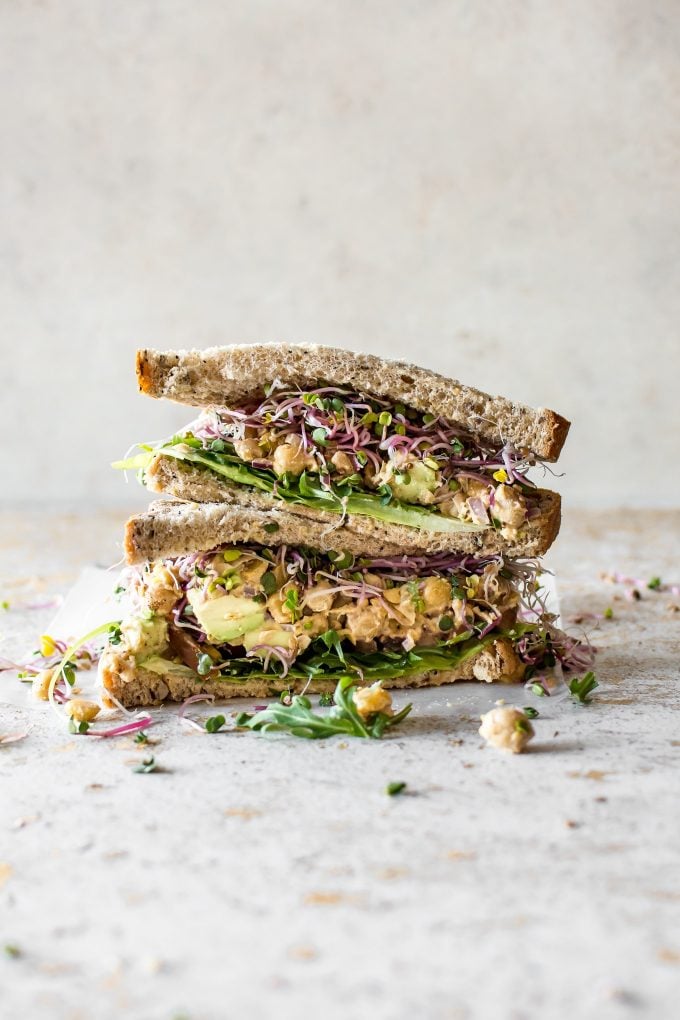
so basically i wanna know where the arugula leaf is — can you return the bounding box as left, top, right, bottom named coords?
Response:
left=235, top=676, right=412, bottom=740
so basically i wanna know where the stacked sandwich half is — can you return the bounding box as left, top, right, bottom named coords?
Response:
left=102, top=344, right=589, bottom=708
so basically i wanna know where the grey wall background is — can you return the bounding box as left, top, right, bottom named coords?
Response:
left=1, top=1, right=678, bottom=507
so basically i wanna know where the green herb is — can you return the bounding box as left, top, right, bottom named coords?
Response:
left=356, top=451, right=368, bottom=467
left=394, top=423, right=406, bottom=435
left=378, top=411, right=392, bottom=427
left=647, top=576, right=662, bottom=590
left=194, top=565, right=208, bottom=578
left=438, top=615, right=454, bottom=632
left=283, top=588, right=301, bottom=621
left=261, top=571, right=278, bottom=595
left=252, top=593, right=267, bottom=605
left=205, top=714, right=226, bottom=733
left=318, top=692, right=334, bottom=707
left=134, top=731, right=149, bottom=744
left=61, top=662, right=77, bottom=686
left=604, top=607, right=614, bottom=619
left=68, top=719, right=90, bottom=734
left=423, top=413, right=435, bottom=425
left=108, top=624, right=123, bottom=645
left=386, top=781, right=407, bottom=796
left=451, top=438, right=464, bottom=454
left=331, top=397, right=344, bottom=413
left=569, top=671, right=599, bottom=704
left=530, top=682, right=548, bottom=697
left=4, top=944, right=20, bottom=959
left=279, top=690, right=293, bottom=705
left=377, top=484, right=393, bottom=506
left=407, top=580, right=424, bottom=612
left=515, top=717, right=532, bottom=734
left=312, top=427, right=329, bottom=447
left=196, top=654, right=214, bottom=677
left=263, top=522, right=280, bottom=534
left=523, top=706, right=539, bottom=719
left=210, top=439, right=226, bottom=453
left=223, top=549, right=242, bottom=562
left=328, top=550, right=354, bottom=570
left=132, top=756, right=158, bottom=773
left=113, top=585, right=125, bottom=596
left=235, top=677, right=412, bottom=740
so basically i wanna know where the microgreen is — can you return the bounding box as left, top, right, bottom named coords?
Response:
left=407, top=580, right=425, bottom=613
left=263, top=522, right=280, bottom=534
left=4, top=944, right=20, bottom=959
left=196, top=654, right=214, bottom=677
left=530, top=681, right=548, bottom=697
left=210, top=439, right=226, bottom=452
left=1, top=601, right=9, bottom=611
left=235, top=677, right=412, bottom=740
left=261, top=571, right=278, bottom=595
left=569, top=671, right=599, bottom=705
left=318, top=692, right=334, bottom=707
left=134, top=731, right=149, bottom=744
left=68, top=719, right=90, bottom=734
left=386, top=781, right=407, bottom=796
left=523, top=707, right=539, bottom=719
left=132, top=756, right=158, bottom=773
left=223, top=549, right=242, bottom=562
left=108, top=624, right=123, bottom=646
left=312, top=427, right=329, bottom=446
left=515, top=717, right=532, bottom=734
left=205, top=715, right=226, bottom=733
left=647, top=577, right=661, bottom=590
left=604, top=607, right=614, bottom=619
left=438, top=615, right=454, bottom=632
left=283, top=588, right=301, bottom=621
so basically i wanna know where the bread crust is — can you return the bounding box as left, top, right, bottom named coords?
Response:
left=132, top=457, right=561, bottom=562
left=100, top=640, right=526, bottom=708
left=136, top=344, right=570, bottom=461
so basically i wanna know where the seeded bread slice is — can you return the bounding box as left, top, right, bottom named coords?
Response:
left=135, top=459, right=561, bottom=562
left=124, top=483, right=562, bottom=567
left=100, top=638, right=526, bottom=708
left=136, top=344, right=570, bottom=462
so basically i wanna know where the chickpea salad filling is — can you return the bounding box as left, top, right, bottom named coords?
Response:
left=110, top=543, right=593, bottom=685
left=115, top=384, right=543, bottom=536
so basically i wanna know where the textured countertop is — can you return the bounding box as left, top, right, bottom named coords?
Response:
left=1, top=507, right=679, bottom=1020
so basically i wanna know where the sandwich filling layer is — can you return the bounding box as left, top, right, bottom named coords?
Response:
left=117, top=384, right=544, bottom=536
left=107, top=542, right=590, bottom=687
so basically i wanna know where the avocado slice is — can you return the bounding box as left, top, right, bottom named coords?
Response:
left=389, top=461, right=438, bottom=504
left=243, top=626, right=295, bottom=652
left=187, top=590, right=265, bottom=643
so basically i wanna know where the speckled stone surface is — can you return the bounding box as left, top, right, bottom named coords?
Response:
left=1, top=508, right=679, bottom=1020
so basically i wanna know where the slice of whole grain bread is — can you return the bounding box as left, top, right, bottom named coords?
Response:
left=133, top=459, right=561, bottom=562
left=136, top=344, right=570, bottom=461
left=100, top=638, right=525, bottom=708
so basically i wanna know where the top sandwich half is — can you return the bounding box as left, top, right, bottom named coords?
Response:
left=116, top=344, right=569, bottom=558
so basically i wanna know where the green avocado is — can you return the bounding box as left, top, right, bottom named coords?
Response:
left=389, top=461, right=438, bottom=504
left=188, top=590, right=265, bottom=643
left=243, top=627, right=295, bottom=652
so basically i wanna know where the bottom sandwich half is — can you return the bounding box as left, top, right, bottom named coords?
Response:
left=101, top=501, right=589, bottom=708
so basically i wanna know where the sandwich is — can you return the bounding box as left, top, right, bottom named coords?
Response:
left=100, top=501, right=590, bottom=708
left=115, top=344, right=568, bottom=558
